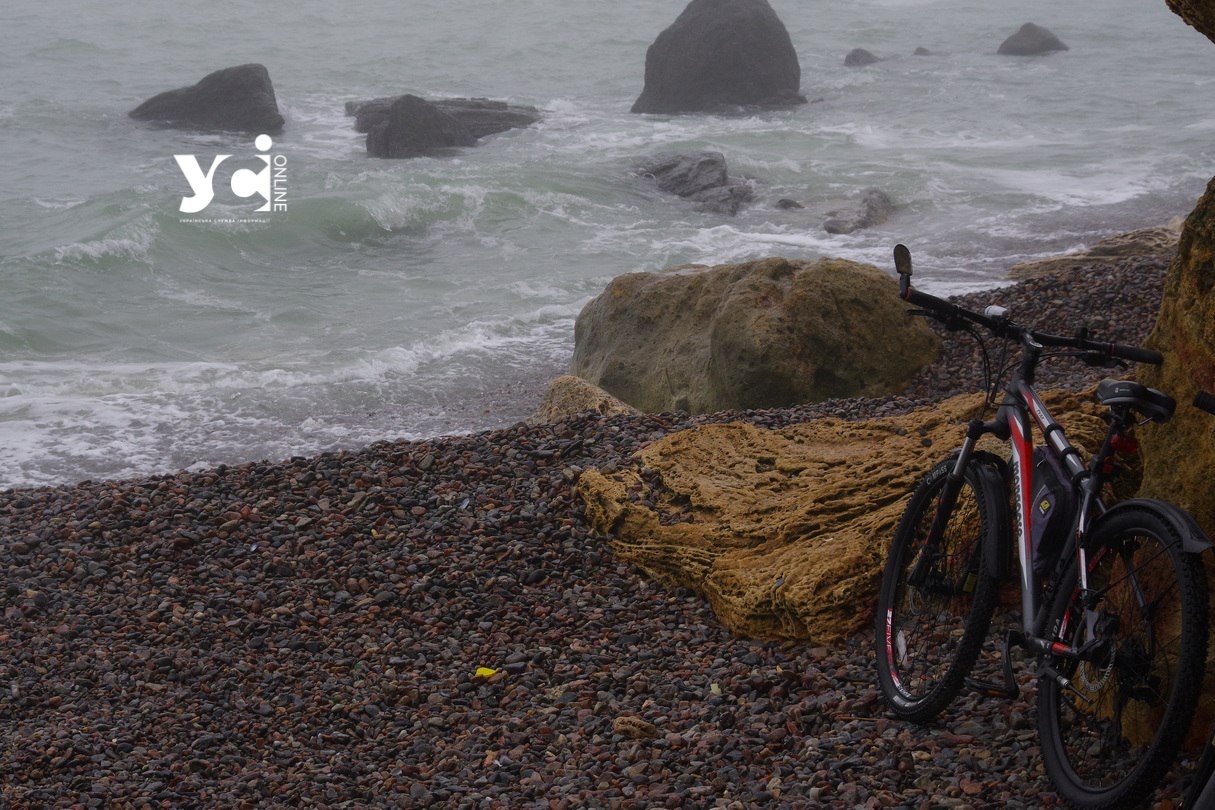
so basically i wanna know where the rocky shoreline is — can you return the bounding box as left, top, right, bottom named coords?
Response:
left=0, top=253, right=1200, bottom=808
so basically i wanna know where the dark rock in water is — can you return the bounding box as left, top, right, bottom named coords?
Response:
left=823, top=188, right=895, bottom=235
left=844, top=48, right=881, bottom=67
left=776, top=198, right=804, bottom=210
left=636, top=152, right=756, bottom=215
left=997, top=23, right=1069, bottom=55
left=364, top=95, right=478, bottom=159
left=913, top=47, right=934, bottom=56
left=347, top=96, right=541, bottom=139
left=631, top=0, right=805, bottom=114
left=129, top=64, right=284, bottom=133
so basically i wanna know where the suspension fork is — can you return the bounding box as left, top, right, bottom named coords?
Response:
left=908, top=418, right=995, bottom=587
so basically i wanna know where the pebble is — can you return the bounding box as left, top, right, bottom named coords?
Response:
left=0, top=256, right=1197, bottom=808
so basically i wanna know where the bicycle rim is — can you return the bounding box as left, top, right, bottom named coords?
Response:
left=1037, top=507, right=1208, bottom=808
left=874, top=457, right=1002, bottom=722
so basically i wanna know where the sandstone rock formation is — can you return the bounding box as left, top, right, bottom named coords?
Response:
left=129, top=64, right=284, bottom=133
left=346, top=96, right=541, bottom=140
left=1006, top=221, right=1182, bottom=279
left=997, top=23, right=1069, bottom=56
left=1139, top=184, right=1215, bottom=534
left=635, top=152, right=755, bottom=215
left=823, top=188, right=896, bottom=235
left=578, top=389, right=1109, bottom=642
left=530, top=375, right=640, bottom=424
left=570, top=257, right=940, bottom=414
left=631, top=0, right=806, bottom=114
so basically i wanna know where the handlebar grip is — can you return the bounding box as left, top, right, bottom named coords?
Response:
left=1195, top=390, right=1215, bottom=416
left=1106, top=343, right=1163, bottom=365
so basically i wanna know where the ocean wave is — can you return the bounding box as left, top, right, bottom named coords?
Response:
left=52, top=215, right=159, bottom=265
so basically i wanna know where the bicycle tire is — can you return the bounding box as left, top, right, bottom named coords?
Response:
left=1036, top=505, right=1209, bottom=809
left=874, top=455, right=1005, bottom=723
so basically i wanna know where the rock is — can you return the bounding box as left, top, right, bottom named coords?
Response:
left=128, top=64, right=284, bottom=133
left=631, top=0, right=806, bottom=114
left=1169, top=0, right=1215, bottom=44
left=364, top=94, right=478, bottom=159
left=997, top=23, right=1069, bottom=56
left=776, top=198, right=804, bottom=210
left=1006, top=221, right=1182, bottom=279
left=530, top=375, right=640, bottom=424
left=635, top=152, right=756, bottom=215
left=346, top=96, right=540, bottom=139
left=823, top=188, right=896, bottom=235
left=1139, top=187, right=1215, bottom=536
left=577, top=388, right=1109, bottom=642
left=844, top=48, right=881, bottom=67
left=913, top=47, right=934, bottom=56
left=569, top=256, right=940, bottom=414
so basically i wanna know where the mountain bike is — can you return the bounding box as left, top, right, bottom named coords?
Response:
left=1180, top=391, right=1215, bottom=809
left=873, top=244, right=1212, bottom=809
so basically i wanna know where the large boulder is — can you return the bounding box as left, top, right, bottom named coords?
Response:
left=570, top=256, right=940, bottom=414
left=1139, top=181, right=1215, bottom=534
left=997, top=23, right=1069, bottom=55
left=346, top=96, right=540, bottom=139
left=631, top=0, right=806, bottom=114
left=364, top=94, right=478, bottom=159
left=635, top=152, right=756, bottom=215
left=577, top=389, right=1108, bottom=642
left=129, top=64, right=284, bottom=133
left=1168, top=0, right=1215, bottom=42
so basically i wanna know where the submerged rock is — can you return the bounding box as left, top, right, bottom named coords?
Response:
left=631, top=0, right=805, bottom=114
left=363, top=94, right=477, bottom=159
left=129, top=64, right=284, bottom=133
left=570, top=256, right=939, bottom=414
left=346, top=96, right=540, bottom=139
left=997, top=22, right=1069, bottom=55
left=844, top=48, right=881, bottom=67
left=635, top=152, right=755, bottom=215
left=823, top=188, right=896, bottom=235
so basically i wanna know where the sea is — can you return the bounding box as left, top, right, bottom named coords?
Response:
left=1, top=0, right=1213, bottom=489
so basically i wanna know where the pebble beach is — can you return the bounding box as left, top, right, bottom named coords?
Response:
left=0, top=254, right=1201, bottom=808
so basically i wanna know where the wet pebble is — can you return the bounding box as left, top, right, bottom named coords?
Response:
left=0, top=255, right=1193, bottom=808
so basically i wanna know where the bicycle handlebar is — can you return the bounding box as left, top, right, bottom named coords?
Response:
left=893, top=243, right=1163, bottom=366
left=1195, top=390, right=1215, bottom=416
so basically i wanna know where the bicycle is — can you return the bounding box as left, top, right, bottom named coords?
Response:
left=873, top=243, right=1212, bottom=809
left=1180, top=391, right=1215, bottom=809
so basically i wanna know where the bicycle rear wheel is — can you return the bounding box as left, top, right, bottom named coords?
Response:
left=1036, top=505, right=1209, bottom=809
left=874, top=455, right=1005, bottom=723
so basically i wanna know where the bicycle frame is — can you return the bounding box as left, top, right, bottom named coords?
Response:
left=934, top=336, right=1111, bottom=656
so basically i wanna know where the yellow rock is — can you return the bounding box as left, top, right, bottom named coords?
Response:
left=578, top=389, right=1108, bottom=644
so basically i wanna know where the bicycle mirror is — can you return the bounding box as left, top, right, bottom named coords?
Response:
left=894, top=244, right=912, bottom=277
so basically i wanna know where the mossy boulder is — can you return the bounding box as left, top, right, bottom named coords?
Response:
left=570, top=257, right=940, bottom=414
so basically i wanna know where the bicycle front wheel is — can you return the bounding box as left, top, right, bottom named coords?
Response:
left=1036, top=505, right=1209, bottom=809
left=874, top=455, right=1005, bottom=723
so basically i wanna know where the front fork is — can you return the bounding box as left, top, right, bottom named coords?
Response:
left=907, top=423, right=986, bottom=589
